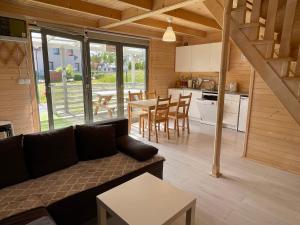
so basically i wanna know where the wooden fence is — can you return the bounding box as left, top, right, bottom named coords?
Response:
left=51, top=82, right=145, bottom=116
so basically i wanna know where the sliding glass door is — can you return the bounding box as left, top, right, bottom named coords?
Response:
left=32, top=30, right=148, bottom=130
left=123, top=46, right=147, bottom=117
left=44, top=34, right=86, bottom=129
left=88, top=42, right=118, bottom=122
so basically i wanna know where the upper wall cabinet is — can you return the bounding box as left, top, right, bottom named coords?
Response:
left=175, top=42, right=222, bottom=72
left=209, top=42, right=222, bottom=72
left=191, top=44, right=211, bottom=72
left=175, top=46, right=191, bottom=72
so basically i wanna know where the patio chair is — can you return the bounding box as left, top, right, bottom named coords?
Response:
left=93, top=95, right=115, bottom=118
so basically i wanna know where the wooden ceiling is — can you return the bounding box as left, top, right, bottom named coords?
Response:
left=1, top=0, right=221, bottom=40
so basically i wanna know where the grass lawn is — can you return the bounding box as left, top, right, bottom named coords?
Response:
left=40, top=110, right=83, bottom=131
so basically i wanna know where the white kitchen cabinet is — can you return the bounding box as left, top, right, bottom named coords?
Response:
left=168, top=88, right=183, bottom=100
left=168, top=89, right=202, bottom=120
left=191, top=44, right=211, bottom=72
left=175, top=46, right=191, bottom=72
left=186, top=90, right=202, bottom=120
left=175, top=42, right=222, bottom=72
left=210, top=42, right=222, bottom=72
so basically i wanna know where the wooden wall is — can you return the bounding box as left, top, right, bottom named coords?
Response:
left=177, top=42, right=251, bottom=93
left=0, top=41, right=39, bottom=135
left=0, top=38, right=176, bottom=136
left=245, top=73, right=300, bottom=174
left=148, top=39, right=177, bottom=96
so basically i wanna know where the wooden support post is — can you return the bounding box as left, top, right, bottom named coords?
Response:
left=211, top=0, right=233, bottom=178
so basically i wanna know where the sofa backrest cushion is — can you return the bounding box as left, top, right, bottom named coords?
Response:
left=75, top=124, right=118, bottom=161
left=0, top=135, right=29, bottom=189
left=23, top=126, right=78, bottom=178
left=92, top=118, right=128, bottom=138
left=117, top=135, right=158, bottom=161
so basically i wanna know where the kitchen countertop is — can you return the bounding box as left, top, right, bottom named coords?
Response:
left=169, top=88, right=249, bottom=97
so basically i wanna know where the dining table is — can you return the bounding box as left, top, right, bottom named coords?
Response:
left=127, top=99, right=178, bottom=141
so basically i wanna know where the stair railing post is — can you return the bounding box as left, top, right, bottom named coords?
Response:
left=278, top=0, right=298, bottom=58
left=212, top=0, right=233, bottom=178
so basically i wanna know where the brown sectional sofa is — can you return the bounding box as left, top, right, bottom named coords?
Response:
left=0, top=118, right=165, bottom=225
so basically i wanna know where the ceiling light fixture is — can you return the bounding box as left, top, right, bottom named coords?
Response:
left=162, top=17, right=176, bottom=42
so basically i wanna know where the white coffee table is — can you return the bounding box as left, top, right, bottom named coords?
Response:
left=96, top=173, right=196, bottom=225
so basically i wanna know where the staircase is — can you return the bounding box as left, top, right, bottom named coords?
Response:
left=203, top=0, right=300, bottom=125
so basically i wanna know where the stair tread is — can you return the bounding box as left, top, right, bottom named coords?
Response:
left=267, top=57, right=296, bottom=62
left=239, top=23, right=261, bottom=28
left=283, top=77, right=300, bottom=80
left=232, top=5, right=251, bottom=12
left=251, top=40, right=274, bottom=44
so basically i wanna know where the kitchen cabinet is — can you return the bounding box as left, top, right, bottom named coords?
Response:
left=175, top=46, right=191, bottom=72
left=223, top=94, right=240, bottom=129
left=191, top=44, right=211, bottom=72
left=210, top=42, right=222, bottom=72
left=175, top=42, right=222, bottom=72
left=187, top=90, right=202, bottom=119
left=168, top=88, right=183, bottom=101
left=168, top=88, right=202, bottom=120
left=168, top=89, right=248, bottom=131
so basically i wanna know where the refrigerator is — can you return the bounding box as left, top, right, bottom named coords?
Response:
left=238, top=96, right=249, bottom=132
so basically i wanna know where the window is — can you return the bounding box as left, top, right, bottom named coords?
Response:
left=32, top=30, right=148, bottom=131
left=49, top=61, right=54, bottom=71
left=74, top=62, right=80, bottom=71
left=52, top=48, right=60, bottom=55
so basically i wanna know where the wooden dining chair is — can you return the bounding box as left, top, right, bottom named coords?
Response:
left=142, top=96, right=171, bottom=143
left=128, top=90, right=147, bottom=134
left=168, top=93, right=192, bottom=137
left=144, top=90, right=157, bottom=99
left=128, top=90, right=143, bottom=101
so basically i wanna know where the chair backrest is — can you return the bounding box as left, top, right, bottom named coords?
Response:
left=128, top=90, right=143, bottom=101
left=154, top=96, right=171, bottom=120
left=176, top=93, right=192, bottom=116
left=145, top=90, right=157, bottom=99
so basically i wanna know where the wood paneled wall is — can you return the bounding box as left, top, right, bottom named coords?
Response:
left=148, top=39, right=177, bottom=96
left=0, top=38, right=175, bottom=136
left=0, top=41, right=39, bottom=135
left=177, top=42, right=251, bottom=93
left=245, top=73, right=300, bottom=174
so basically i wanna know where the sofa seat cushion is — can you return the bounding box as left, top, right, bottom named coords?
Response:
left=0, top=135, right=29, bottom=189
left=0, top=153, right=164, bottom=221
left=0, top=207, right=53, bottom=225
left=0, top=192, right=44, bottom=222
left=75, top=125, right=118, bottom=160
left=23, top=126, right=78, bottom=178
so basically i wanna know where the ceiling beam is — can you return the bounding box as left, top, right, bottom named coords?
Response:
left=118, top=0, right=220, bottom=29
left=30, top=0, right=206, bottom=37
left=165, top=9, right=220, bottom=29
left=135, top=18, right=206, bottom=37
left=101, top=0, right=199, bottom=29
left=0, top=1, right=176, bottom=41
left=118, top=0, right=152, bottom=10
left=32, top=0, right=121, bottom=20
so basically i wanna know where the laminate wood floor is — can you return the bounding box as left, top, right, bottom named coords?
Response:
left=128, top=121, right=300, bottom=225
